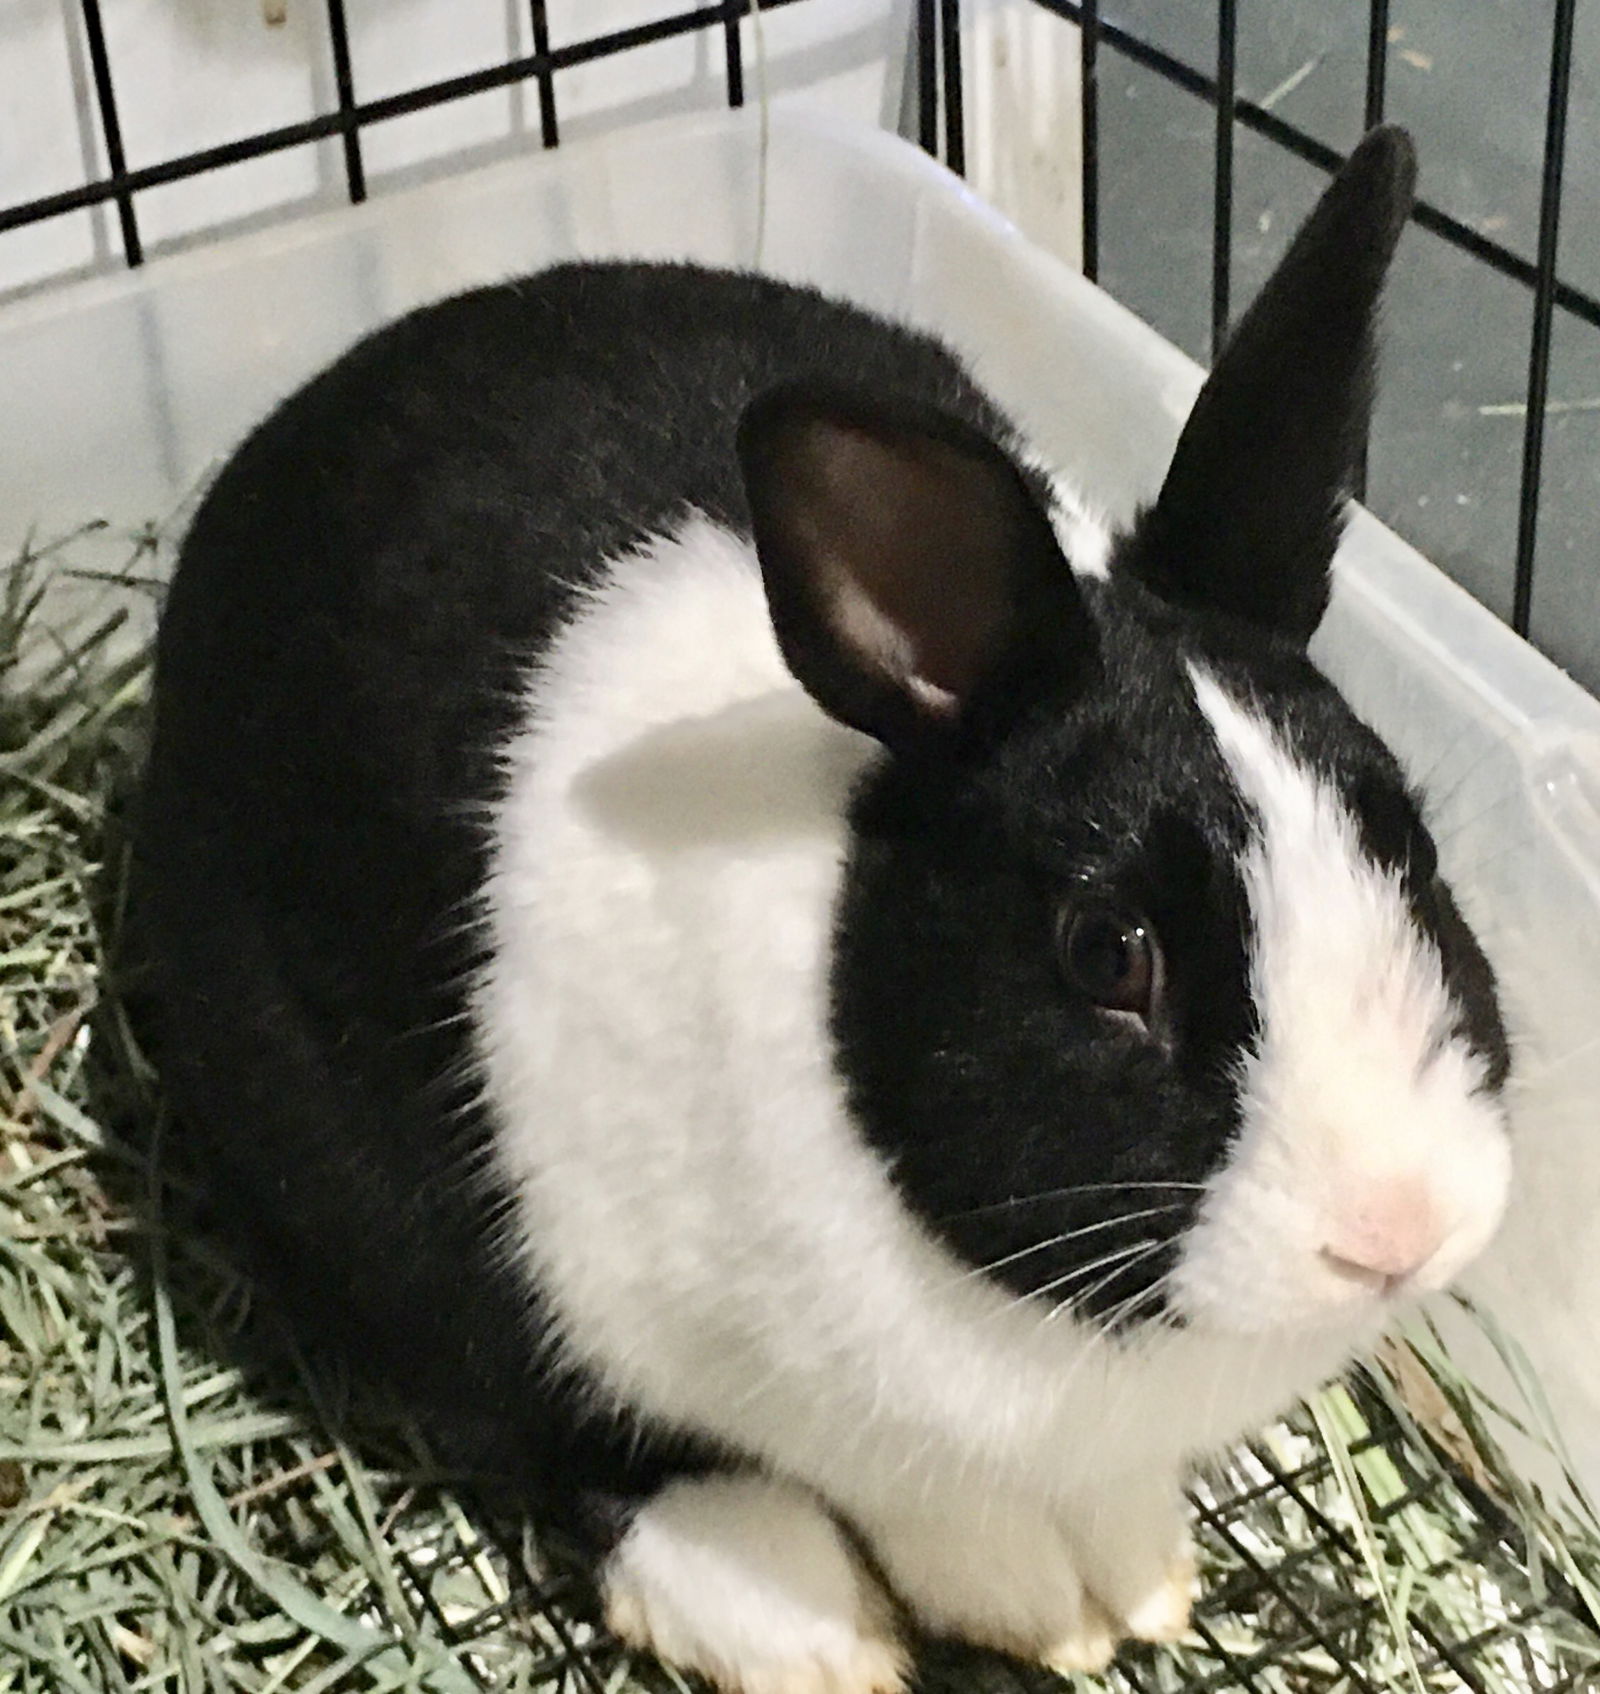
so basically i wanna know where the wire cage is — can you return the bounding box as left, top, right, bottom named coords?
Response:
left=3, top=4, right=1600, bottom=1692
left=2, top=0, right=1595, bottom=681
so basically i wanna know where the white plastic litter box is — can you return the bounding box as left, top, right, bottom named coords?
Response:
left=5, top=101, right=1599, bottom=1512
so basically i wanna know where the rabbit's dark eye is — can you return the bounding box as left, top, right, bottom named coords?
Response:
left=1057, top=903, right=1158, bottom=1022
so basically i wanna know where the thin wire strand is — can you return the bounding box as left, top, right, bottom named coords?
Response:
left=723, top=0, right=745, bottom=107
left=1364, top=0, right=1390, bottom=130
left=1211, top=0, right=1238, bottom=359
left=323, top=0, right=366, bottom=203
left=1079, top=0, right=1100, bottom=280
left=1512, top=0, right=1578, bottom=637
left=916, top=0, right=938, bottom=156
left=749, top=0, right=770, bottom=266
left=940, top=0, right=966, bottom=174
left=529, top=0, right=559, bottom=148
left=77, top=0, right=141, bottom=265
left=1355, top=0, right=1391, bottom=500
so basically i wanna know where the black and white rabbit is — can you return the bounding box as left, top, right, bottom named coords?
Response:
left=136, top=125, right=1511, bottom=1690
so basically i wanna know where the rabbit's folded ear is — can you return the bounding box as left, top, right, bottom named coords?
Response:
left=737, top=383, right=1099, bottom=757
left=1118, top=123, right=1417, bottom=647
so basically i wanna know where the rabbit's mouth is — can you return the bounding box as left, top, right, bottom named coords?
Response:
left=1164, top=1114, right=1511, bottom=1339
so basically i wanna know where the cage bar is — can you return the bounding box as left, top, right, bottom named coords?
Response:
left=1211, top=0, right=1237, bottom=359
left=724, top=0, right=745, bottom=110
left=1364, top=0, right=1390, bottom=129
left=1353, top=0, right=1392, bottom=499
left=940, top=0, right=966, bottom=176
left=917, top=0, right=939, bottom=158
left=1513, top=0, right=1578, bottom=636
left=323, top=0, right=367, bottom=205
left=530, top=1, right=561, bottom=148
left=1078, top=0, right=1101, bottom=282
left=76, top=0, right=141, bottom=266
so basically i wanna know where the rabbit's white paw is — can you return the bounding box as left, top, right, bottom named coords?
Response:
left=1063, top=1481, right=1196, bottom=1645
left=861, top=1496, right=1114, bottom=1672
left=1043, top=1597, right=1121, bottom=1675
left=603, top=1474, right=906, bottom=1694
left=1120, top=1552, right=1198, bottom=1643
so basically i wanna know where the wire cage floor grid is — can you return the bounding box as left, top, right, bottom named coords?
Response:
left=5, top=525, right=1600, bottom=1694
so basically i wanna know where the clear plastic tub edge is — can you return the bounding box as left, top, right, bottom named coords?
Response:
left=6, top=101, right=1597, bottom=1510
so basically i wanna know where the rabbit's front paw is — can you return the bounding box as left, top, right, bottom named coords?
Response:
left=602, top=1473, right=906, bottom=1694
left=1120, top=1550, right=1198, bottom=1643
left=860, top=1497, right=1116, bottom=1673
left=1062, top=1480, right=1196, bottom=1645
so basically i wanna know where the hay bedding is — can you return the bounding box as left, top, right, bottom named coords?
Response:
left=3, top=522, right=1599, bottom=1694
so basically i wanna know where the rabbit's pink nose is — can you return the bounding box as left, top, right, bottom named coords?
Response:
left=1319, top=1181, right=1444, bottom=1295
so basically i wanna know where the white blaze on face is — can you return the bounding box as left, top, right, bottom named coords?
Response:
left=1174, top=665, right=1510, bottom=1335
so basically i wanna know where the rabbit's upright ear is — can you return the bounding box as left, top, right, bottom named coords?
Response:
left=737, top=383, right=1099, bottom=757
left=1118, top=124, right=1416, bottom=647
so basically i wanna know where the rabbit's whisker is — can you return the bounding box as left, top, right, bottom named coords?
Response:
left=951, top=1203, right=1187, bottom=1288
left=941, top=1181, right=1207, bottom=1224
left=1034, top=1238, right=1170, bottom=1322
left=1094, top=1270, right=1177, bottom=1336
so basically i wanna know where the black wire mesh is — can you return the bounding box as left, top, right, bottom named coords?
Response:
left=3, top=4, right=1599, bottom=1689
left=191, top=1368, right=1600, bottom=1692
left=5, top=1, right=1595, bottom=651
left=0, top=1, right=799, bottom=245
left=1025, top=0, right=1595, bottom=653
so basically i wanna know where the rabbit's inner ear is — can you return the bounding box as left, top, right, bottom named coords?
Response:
left=738, top=384, right=1097, bottom=755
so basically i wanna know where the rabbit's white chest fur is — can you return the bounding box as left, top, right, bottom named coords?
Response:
left=473, top=512, right=1348, bottom=1517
